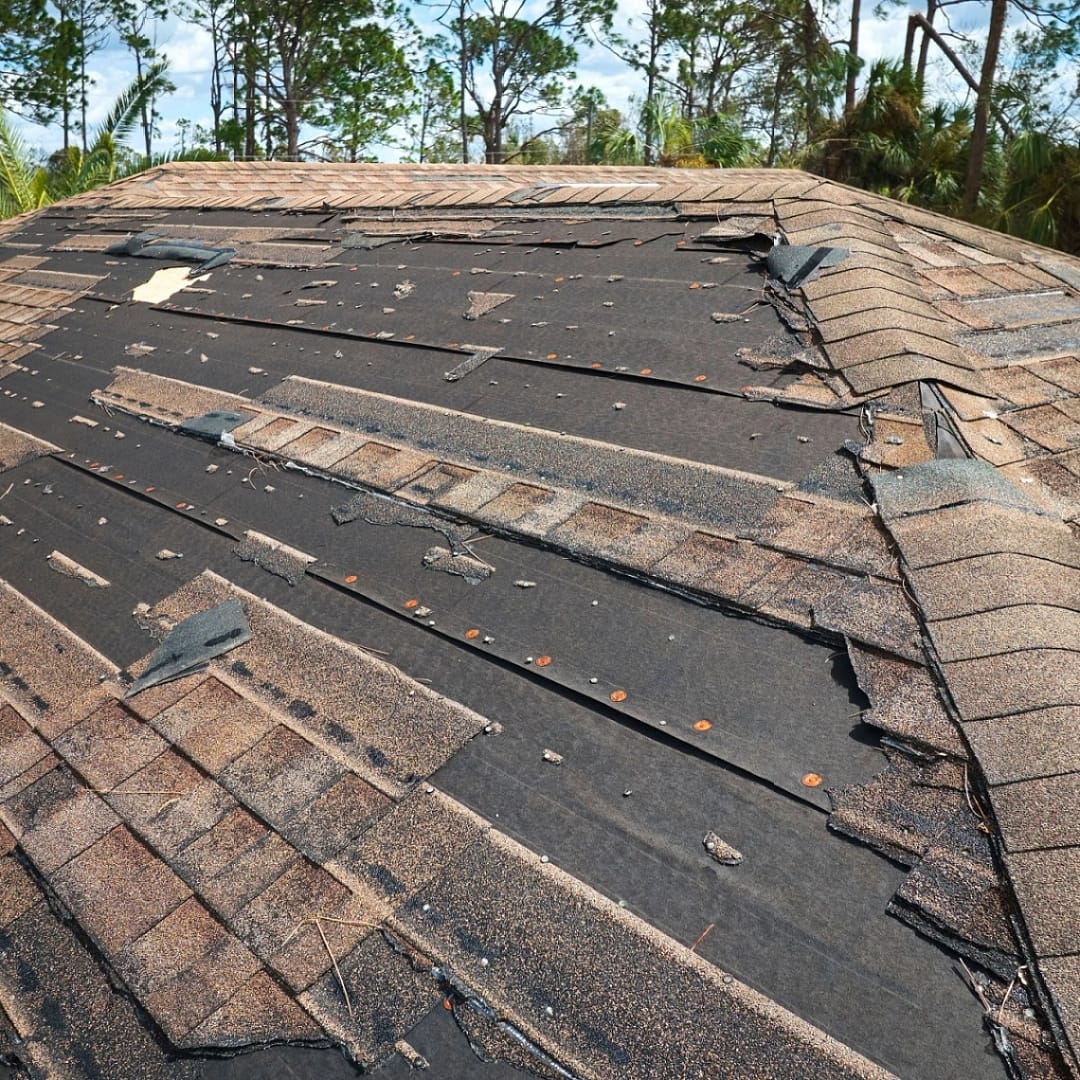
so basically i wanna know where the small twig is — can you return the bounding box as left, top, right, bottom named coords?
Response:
left=0, top=482, right=12, bottom=502
left=464, top=533, right=494, bottom=544
left=95, top=788, right=187, bottom=796
left=690, top=923, right=715, bottom=953
left=315, top=917, right=353, bottom=1019
left=996, top=974, right=1018, bottom=1023
left=958, top=958, right=993, bottom=1012
left=963, top=764, right=990, bottom=828
left=356, top=644, right=391, bottom=657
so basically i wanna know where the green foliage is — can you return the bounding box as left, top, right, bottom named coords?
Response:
left=0, top=59, right=170, bottom=218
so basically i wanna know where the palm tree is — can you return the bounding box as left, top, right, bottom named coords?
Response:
left=0, top=59, right=171, bottom=219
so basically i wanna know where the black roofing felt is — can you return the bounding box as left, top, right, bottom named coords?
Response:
left=0, top=193, right=1041, bottom=1079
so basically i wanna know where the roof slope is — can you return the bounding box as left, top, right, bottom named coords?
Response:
left=0, top=163, right=1078, bottom=1080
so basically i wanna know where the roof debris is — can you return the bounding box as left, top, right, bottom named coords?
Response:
left=126, top=598, right=251, bottom=697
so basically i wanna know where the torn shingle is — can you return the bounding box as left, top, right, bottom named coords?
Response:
left=127, top=599, right=252, bottom=697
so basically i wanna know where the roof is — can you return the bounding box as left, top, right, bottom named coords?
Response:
left=0, top=161, right=1077, bottom=1080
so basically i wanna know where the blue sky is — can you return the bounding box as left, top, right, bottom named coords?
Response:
left=8, top=0, right=996, bottom=160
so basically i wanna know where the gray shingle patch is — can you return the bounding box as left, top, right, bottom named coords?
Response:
left=870, top=458, right=1046, bottom=522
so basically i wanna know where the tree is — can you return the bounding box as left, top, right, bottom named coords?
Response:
left=218, top=0, right=415, bottom=160
left=309, top=17, right=414, bottom=161
left=406, top=54, right=464, bottom=162
left=0, top=0, right=81, bottom=150
left=110, top=0, right=174, bottom=158
left=0, top=59, right=169, bottom=217
left=438, top=0, right=615, bottom=164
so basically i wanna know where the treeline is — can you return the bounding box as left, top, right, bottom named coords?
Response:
left=1, top=0, right=1079, bottom=249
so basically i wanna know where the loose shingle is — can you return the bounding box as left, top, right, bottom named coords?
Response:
left=871, top=458, right=1044, bottom=522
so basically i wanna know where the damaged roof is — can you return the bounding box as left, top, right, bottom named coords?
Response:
left=0, top=161, right=1078, bottom=1080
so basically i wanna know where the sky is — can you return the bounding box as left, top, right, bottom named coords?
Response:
left=7, top=0, right=995, bottom=161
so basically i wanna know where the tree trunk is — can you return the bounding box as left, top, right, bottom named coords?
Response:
left=458, top=0, right=469, bottom=162
left=845, top=0, right=860, bottom=119
left=963, top=0, right=1006, bottom=214
left=802, top=0, right=817, bottom=145
left=916, top=0, right=937, bottom=85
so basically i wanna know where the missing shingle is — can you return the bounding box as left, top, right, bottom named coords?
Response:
left=463, top=291, right=513, bottom=321
left=444, top=347, right=502, bottom=382
left=233, top=530, right=316, bottom=586
left=421, top=546, right=494, bottom=585
left=46, top=551, right=110, bottom=588
left=126, top=598, right=251, bottom=697
left=332, top=489, right=473, bottom=551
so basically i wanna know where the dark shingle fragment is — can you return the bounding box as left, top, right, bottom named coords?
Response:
left=398, top=822, right=893, bottom=1080
left=827, top=757, right=966, bottom=866
left=126, top=598, right=252, bottom=697
left=888, top=810, right=1019, bottom=978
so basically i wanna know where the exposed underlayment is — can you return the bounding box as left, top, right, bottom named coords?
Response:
left=1, top=163, right=1079, bottom=1079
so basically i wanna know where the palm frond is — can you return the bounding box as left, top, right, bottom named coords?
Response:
left=0, top=108, right=49, bottom=214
